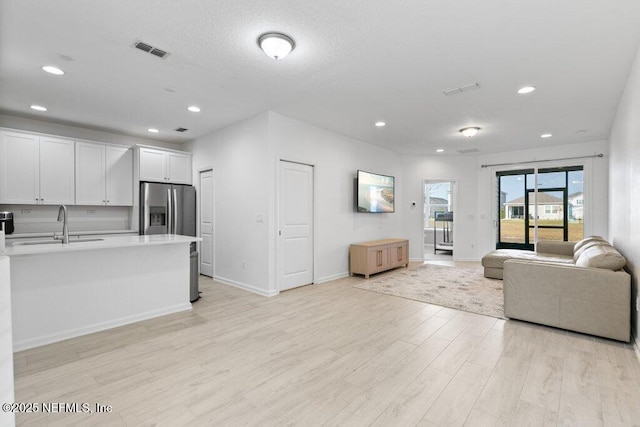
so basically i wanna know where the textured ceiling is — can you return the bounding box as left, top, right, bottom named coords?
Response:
left=1, top=0, right=640, bottom=155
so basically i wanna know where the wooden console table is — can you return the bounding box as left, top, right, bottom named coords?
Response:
left=349, top=238, right=409, bottom=278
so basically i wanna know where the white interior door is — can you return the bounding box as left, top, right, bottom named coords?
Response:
left=199, top=169, right=213, bottom=277
left=279, top=161, right=314, bottom=291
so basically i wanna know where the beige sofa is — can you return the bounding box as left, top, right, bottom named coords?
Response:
left=484, top=237, right=630, bottom=342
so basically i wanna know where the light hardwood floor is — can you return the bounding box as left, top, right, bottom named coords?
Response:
left=13, top=264, right=640, bottom=426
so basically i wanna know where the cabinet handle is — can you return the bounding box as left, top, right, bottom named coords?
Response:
left=377, top=249, right=382, bottom=266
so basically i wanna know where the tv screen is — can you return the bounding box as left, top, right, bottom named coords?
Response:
left=357, top=170, right=395, bottom=213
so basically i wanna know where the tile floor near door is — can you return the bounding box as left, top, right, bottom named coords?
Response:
left=13, top=264, right=640, bottom=426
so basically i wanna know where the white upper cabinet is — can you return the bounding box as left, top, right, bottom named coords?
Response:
left=166, top=152, right=192, bottom=184
left=105, top=146, right=133, bottom=205
left=76, top=142, right=106, bottom=205
left=0, top=131, right=74, bottom=205
left=76, top=142, right=132, bottom=206
left=138, top=146, right=192, bottom=184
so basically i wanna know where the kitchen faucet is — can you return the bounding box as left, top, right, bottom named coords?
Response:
left=56, top=205, right=69, bottom=244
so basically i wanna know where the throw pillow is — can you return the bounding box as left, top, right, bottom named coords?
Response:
left=573, top=239, right=609, bottom=262
left=573, top=236, right=606, bottom=253
left=575, top=244, right=626, bottom=270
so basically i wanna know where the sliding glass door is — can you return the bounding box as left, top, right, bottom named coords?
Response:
left=497, top=166, right=583, bottom=250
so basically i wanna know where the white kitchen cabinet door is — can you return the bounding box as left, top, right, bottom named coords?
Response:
left=106, top=146, right=133, bottom=205
left=75, top=141, right=106, bottom=205
left=139, top=147, right=167, bottom=182
left=38, top=137, right=75, bottom=205
left=0, top=131, right=39, bottom=204
left=167, top=151, right=192, bottom=184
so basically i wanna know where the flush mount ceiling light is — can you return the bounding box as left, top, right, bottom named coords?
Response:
left=30, top=105, right=47, bottom=112
left=541, top=133, right=553, bottom=138
left=147, top=128, right=159, bottom=133
left=517, top=86, right=536, bottom=94
left=459, top=127, right=480, bottom=137
left=42, top=65, right=64, bottom=75
left=374, top=121, right=386, bottom=127
left=187, top=106, right=201, bottom=113
left=436, top=149, right=445, bottom=153
left=258, top=32, right=295, bottom=60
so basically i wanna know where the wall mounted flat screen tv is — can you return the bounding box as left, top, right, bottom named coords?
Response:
left=357, top=170, right=395, bottom=213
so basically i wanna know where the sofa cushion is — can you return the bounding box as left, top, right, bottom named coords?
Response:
left=482, top=249, right=573, bottom=269
left=573, top=240, right=610, bottom=262
left=575, top=244, right=626, bottom=270
left=573, top=236, right=606, bottom=253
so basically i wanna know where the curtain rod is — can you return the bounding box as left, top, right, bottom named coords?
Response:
left=480, top=153, right=603, bottom=168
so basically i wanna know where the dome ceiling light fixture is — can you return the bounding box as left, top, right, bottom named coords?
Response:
left=459, top=127, right=480, bottom=137
left=258, top=32, right=295, bottom=60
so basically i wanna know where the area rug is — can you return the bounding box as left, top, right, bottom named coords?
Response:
left=354, top=264, right=505, bottom=319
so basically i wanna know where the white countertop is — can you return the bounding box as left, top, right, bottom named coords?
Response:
left=3, top=234, right=200, bottom=256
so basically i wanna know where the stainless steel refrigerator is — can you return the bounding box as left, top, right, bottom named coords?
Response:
left=140, top=182, right=199, bottom=302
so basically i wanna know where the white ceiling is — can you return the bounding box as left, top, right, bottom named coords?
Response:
left=1, top=0, right=640, bottom=155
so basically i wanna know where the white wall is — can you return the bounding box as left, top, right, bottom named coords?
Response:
left=185, top=112, right=405, bottom=295
left=188, top=109, right=612, bottom=294
left=476, top=140, right=609, bottom=257
left=401, top=155, right=479, bottom=261
left=185, top=113, right=273, bottom=295
left=270, top=112, right=404, bottom=283
left=609, top=43, right=640, bottom=342
left=401, top=141, right=609, bottom=262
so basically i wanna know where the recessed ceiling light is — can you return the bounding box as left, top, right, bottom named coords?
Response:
left=541, top=133, right=553, bottom=138
left=187, top=106, right=201, bottom=113
left=147, top=128, right=159, bottom=133
left=375, top=121, right=386, bottom=127
left=258, top=33, right=295, bottom=60
left=459, top=127, right=480, bottom=137
left=42, top=65, right=64, bottom=75
left=436, top=149, right=445, bottom=153
left=30, top=105, right=47, bottom=112
left=517, top=86, right=536, bottom=94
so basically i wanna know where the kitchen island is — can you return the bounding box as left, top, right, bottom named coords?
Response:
left=5, top=234, right=198, bottom=351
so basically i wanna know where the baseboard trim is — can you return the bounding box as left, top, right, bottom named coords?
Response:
left=316, top=272, right=350, bottom=284
left=13, top=303, right=192, bottom=352
left=214, top=275, right=278, bottom=297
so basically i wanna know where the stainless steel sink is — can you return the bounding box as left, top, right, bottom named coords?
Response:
left=12, top=238, right=104, bottom=246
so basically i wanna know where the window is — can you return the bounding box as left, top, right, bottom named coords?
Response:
left=497, top=166, right=584, bottom=250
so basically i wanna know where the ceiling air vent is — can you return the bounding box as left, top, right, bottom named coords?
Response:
left=457, top=148, right=480, bottom=154
left=133, top=40, right=170, bottom=59
left=175, top=127, right=188, bottom=133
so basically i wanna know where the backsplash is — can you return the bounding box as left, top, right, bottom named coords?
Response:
left=0, top=205, right=133, bottom=235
